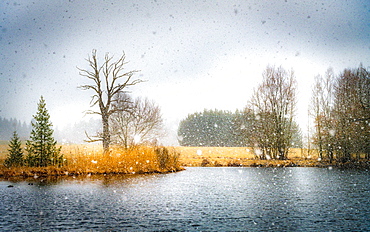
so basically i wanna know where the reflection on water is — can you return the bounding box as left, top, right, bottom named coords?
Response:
left=2, top=173, right=159, bottom=187
left=1, top=167, right=369, bottom=231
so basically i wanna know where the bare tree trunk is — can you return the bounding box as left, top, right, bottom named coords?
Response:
left=102, top=114, right=110, bottom=152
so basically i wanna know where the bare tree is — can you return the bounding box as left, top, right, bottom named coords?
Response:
left=310, top=68, right=335, bottom=162
left=333, top=68, right=370, bottom=162
left=311, top=66, right=369, bottom=162
left=78, top=50, right=142, bottom=152
left=110, top=92, right=164, bottom=148
left=249, top=66, right=297, bottom=160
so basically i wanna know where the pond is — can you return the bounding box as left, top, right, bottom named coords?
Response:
left=1, top=167, right=369, bottom=231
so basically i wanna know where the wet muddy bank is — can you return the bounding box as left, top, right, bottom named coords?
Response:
left=0, top=166, right=185, bottom=179
left=182, top=158, right=370, bottom=169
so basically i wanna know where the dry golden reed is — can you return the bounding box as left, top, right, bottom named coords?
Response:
left=63, top=145, right=183, bottom=174
left=0, top=144, right=183, bottom=177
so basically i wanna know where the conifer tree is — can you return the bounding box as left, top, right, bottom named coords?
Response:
left=25, top=96, right=63, bottom=167
left=4, top=131, right=24, bottom=167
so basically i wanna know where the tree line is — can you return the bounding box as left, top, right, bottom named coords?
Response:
left=178, top=109, right=303, bottom=148
left=178, top=109, right=242, bottom=147
left=178, top=66, right=301, bottom=160
left=178, top=65, right=369, bottom=162
left=0, top=117, right=31, bottom=140
left=0, top=116, right=101, bottom=144
left=311, top=65, right=370, bottom=162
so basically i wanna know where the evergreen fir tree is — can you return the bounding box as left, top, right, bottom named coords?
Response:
left=25, top=96, right=63, bottom=167
left=4, top=131, right=24, bottom=167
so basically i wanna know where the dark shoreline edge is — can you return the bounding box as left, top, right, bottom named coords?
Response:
left=1, top=160, right=369, bottom=179
left=183, top=159, right=370, bottom=169
left=0, top=166, right=185, bottom=179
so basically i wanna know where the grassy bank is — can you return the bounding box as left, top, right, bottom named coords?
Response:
left=175, top=147, right=314, bottom=167
left=0, top=144, right=184, bottom=178
left=175, top=147, right=370, bottom=168
left=1, top=144, right=368, bottom=178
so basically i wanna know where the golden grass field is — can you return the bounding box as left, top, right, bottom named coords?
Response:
left=174, top=146, right=324, bottom=167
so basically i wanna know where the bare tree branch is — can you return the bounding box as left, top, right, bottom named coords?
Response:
left=109, top=93, right=164, bottom=148
left=84, top=131, right=103, bottom=143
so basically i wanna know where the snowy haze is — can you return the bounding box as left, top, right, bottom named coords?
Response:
left=1, top=0, right=369, bottom=145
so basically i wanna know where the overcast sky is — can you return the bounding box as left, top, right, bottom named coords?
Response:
left=1, top=0, right=369, bottom=145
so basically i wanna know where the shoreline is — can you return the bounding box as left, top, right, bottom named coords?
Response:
left=0, top=166, right=185, bottom=178
left=1, top=159, right=368, bottom=179
left=185, top=158, right=370, bottom=169
left=175, top=146, right=370, bottom=169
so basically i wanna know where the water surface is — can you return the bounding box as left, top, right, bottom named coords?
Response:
left=1, top=167, right=369, bottom=231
